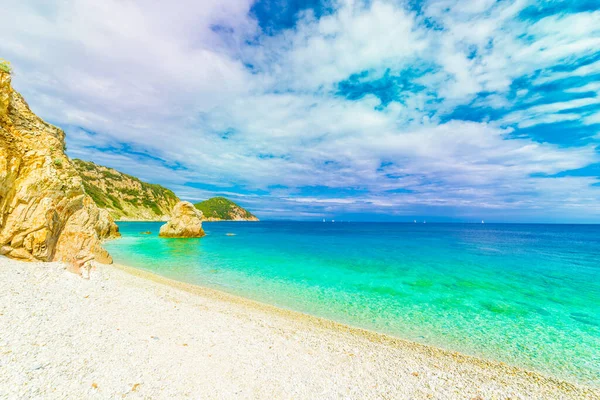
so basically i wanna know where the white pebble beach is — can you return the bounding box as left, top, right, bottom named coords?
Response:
left=1, top=256, right=598, bottom=399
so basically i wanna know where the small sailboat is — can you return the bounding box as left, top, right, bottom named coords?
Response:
left=482, top=220, right=485, bottom=224
left=323, top=218, right=326, bottom=222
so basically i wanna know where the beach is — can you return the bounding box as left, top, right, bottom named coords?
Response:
left=0, top=256, right=597, bottom=399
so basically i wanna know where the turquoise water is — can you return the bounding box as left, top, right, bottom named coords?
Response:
left=105, top=222, right=600, bottom=386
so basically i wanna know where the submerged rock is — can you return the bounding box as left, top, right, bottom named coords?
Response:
left=159, top=201, right=205, bottom=238
left=0, top=69, right=120, bottom=266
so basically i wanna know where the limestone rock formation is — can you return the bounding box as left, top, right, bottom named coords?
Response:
left=159, top=201, right=205, bottom=238
left=72, top=159, right=180, bottom=221
left=0, top=69, right=120, bottom=265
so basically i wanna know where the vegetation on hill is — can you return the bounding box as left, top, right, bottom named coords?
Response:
left=72, top=160, right=257, bottom=222
left=73, top=159, right=180, bottom=220
left=0, top=60, right=11, bottom=74
left=194, top=197, right=258, bottom=221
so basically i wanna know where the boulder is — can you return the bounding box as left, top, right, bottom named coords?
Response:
left=159, top=201, right=205, bottom=238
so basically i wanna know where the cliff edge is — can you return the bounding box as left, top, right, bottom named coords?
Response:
left=0, top=70, right=119, bottom=265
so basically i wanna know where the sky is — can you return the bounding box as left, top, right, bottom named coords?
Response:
left=1, top=0, right=599, bottom=222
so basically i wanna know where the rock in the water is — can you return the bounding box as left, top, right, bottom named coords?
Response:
left=0, top=69, right=120, bottom=266
left=159, top=201, right=205, bottom=238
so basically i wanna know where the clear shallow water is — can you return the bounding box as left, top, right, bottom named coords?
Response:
left=106, top=222, right=600, bottom=386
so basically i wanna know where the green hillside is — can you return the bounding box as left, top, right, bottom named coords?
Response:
left=73, top=159, right=180, bottom=220
left=194, top=197, right=258, bottom=221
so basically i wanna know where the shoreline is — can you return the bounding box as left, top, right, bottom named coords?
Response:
left=115, top=219, right=259, bottom=222
left=112, top=262, right=598, bottom=391
left=2, top=256, right=598, bottom=399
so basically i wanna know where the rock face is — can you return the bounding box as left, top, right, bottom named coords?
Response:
left=72, top=159, right=180, bottom=221
left=159, top=201, right=205, bottom=238
left=194, top=197, right=259, bottom=221
left=0, top=70, right=120, bottom=265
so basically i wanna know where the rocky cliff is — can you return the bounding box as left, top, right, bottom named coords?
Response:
left=0, top=70, right=119, bottom=265
left=72, top=159, right=179, bottom=221
left=194, top=197, right=259, bottom=221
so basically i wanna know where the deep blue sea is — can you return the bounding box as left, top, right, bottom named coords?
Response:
left=105, top=222, right=600, bottom=386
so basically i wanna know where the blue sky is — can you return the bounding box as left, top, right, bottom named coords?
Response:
left=1, top=0, right=599, bottom=222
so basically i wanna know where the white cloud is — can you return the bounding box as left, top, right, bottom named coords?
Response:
left=502, top=97, right=600, bottom=128
left=1, top=0, right=599, bottom=220
left=566, top=82, right=600, bottom=94
left=516, top=113, right=580, bottom=128
left=534, top=59, right=600, bottom=86
left=584, top=112, right=600, bottom=126
left=252, top=0, right=429, bottom=91
left=527, top=98, right=600, bottom=114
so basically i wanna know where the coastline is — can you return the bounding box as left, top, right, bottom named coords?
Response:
left=113, top=263, right=600, bottom=392
left=115, top=219, right=259, bottom=222
left=1, top=256, right=598, bottom=399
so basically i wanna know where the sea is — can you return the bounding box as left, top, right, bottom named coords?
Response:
left=105, top=221, right=600, bottom=386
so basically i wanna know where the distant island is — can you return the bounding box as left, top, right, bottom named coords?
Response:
left=194, top=197, right=259, bottom=221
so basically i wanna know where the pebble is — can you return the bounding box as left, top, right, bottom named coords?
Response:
left=0, top=256, right=595, bottom=400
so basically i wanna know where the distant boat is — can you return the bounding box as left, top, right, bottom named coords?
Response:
left=423, top=220, right=426, bottom=224
left=332, top=220, right=335, bottom=223
left=482, top=220, right=485, bottom=224
left=414, top=220, right=416, bottom=223
left=323, top=218, right=325, bottom=222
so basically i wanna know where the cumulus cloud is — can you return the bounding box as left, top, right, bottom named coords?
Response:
left=1, top=0, right=599, bottom=221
